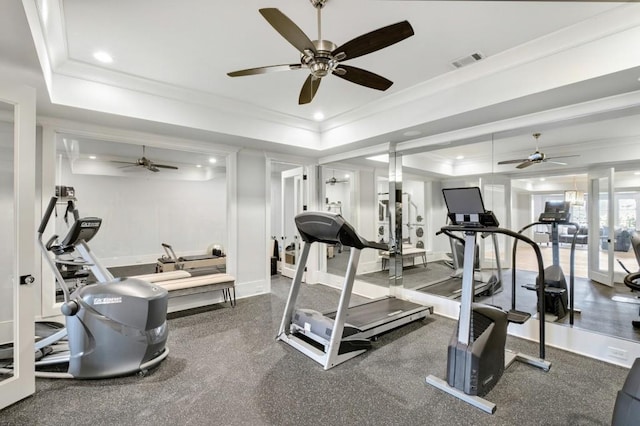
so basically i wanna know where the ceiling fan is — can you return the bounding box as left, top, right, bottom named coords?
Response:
left=227, top=0, right=414, bottom=105
left=112, top=146, right=179, bottom=173
left=326, top=170, right=349, bottom=185
left=497, top=133, right=579, bottom=169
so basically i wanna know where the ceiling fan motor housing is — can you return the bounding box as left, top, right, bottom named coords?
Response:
left=303, top=40, right=339, bottom=78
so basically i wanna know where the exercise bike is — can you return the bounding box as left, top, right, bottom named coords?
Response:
left=613, top=231, right=640, bottom=328
left=2, top=197, right=170, bottom=379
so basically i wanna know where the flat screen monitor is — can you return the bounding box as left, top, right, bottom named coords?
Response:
left=442, top=187, right=486, bottom=215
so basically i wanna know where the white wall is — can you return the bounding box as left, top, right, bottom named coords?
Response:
left=235, top=150, right=268, bottom=295
left=57, top=154, right=227, bottom=267
left=513, top=191, right=533, bottom=238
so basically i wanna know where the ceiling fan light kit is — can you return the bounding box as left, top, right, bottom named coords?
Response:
left=228, top=0, right=415, bottom=104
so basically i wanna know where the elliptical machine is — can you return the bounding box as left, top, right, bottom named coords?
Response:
left=31, top=197, right=169, bottom=379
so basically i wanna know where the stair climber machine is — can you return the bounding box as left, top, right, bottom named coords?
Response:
left=426, top=187, right=550, bottom=414
left=513, top=201, right=580, bottom=323
left=19, top=197, right=168, bottom=379
left=277, top=211, right=433, bottom=370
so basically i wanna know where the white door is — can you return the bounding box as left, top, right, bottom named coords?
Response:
left=588, top=168, right=615, bottom=286
left=0, top=85, right=37, bottom=409
left=281, top=167, right=306, bottom=279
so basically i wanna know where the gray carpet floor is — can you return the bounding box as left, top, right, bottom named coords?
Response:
left=1, top=276, right=631, bottom=426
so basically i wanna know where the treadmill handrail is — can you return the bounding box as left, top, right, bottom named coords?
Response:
left=440, top=224, right=547, bottom=360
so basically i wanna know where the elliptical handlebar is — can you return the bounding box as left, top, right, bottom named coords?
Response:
left=39, top=196, right=58, bottom=235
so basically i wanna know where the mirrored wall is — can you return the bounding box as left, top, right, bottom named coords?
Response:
left=41, top=131, right=229, bottom=309
left=330, top=108, right=640, bottom=346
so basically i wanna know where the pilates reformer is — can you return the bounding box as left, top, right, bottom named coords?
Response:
left=156, top=243, right=226, bottom=273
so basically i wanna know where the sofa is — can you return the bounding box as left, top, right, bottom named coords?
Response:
left=559, top=225, right=588, bottom=246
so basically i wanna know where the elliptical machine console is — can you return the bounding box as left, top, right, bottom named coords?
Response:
left=34, top=196, right=170, bottom=379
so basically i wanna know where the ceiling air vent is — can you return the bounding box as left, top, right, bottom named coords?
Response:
left=451, top=52, right=485, bottom=69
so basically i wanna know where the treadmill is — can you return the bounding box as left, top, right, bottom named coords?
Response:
left=276, top=211, right=433, bottom=370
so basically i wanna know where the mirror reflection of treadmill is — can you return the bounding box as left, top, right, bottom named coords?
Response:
left=416, top=188, right=502, bottom=299
left=276, top=211, right=433, bottom=370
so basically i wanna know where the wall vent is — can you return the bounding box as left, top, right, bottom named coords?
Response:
left=451, top=52, right=485, bottom=69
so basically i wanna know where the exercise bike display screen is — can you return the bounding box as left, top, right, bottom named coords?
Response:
left=539, top=201, right=571, bottom=222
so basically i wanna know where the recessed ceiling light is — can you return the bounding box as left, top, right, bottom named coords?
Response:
left=344, top=174, right=350, bottom=179
left=313, top=112, right=324, bottom=121
left=402, top=130, right=421, bottom=137
left=88, top=155, right=96, bottom=160
left=539, top=178, right=546, bottom=181
left=196, top=164, right=202, bottom=168
left=455, top=155, right=464, bottom=160
left=93, top=51, right=113, bottom=64
left=209, top=158, right=217, bottom=164
left=634, top=171, right=640, bottom=175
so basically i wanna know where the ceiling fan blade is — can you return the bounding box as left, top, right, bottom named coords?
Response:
left=227, top=64, right=303, bottom=77
left=497, top=159, right=528, bottom=165
left=154, top=164, right=179, bottom=170
left=259, top=8, right=316, bottom=55
left=111, top=160, right=138, bottom=166
left=546, top=161, right=568, bottom=166
left=148, top=166, right=160, bottom=173
left=546, top=154, right=580, bottom=160
left=299, top=75, right=321, bottom=105
left=332, top=21, right=414, bottom=62
left=333, top=65, right=393, bottom=91
left=516, top=161, right=534, bottom=169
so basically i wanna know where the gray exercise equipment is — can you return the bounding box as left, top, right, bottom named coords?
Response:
left=417, top=227, right=503, bottom=300
left=13, top=196, right=169, bottom=379
left=612, top=357, right=640, bottom=425
left=614, top=231, right=640, bottom=328
left=513, top=201, right=580, bottom=323
left=277, top=211, right=433, bottom=370
left=426, top=187, right=550, bottom=414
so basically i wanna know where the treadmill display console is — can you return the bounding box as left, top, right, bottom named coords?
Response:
left=442, top=187, right=500, bottom=227
left=539, top=201, right=571, bottom=223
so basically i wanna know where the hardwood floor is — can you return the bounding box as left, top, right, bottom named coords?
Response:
left=493, top=243, right=638, bottom=277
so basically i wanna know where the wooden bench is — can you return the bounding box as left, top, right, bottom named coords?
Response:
left=132, top=272, right=236, bottom=308
left=379, top=246, right=427, bottom=270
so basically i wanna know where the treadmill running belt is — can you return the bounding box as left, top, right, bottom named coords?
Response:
left=326, top=297, right=427, bottom=330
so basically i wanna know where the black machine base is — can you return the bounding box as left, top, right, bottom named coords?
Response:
left=446, top=304, right=508, bottom=397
